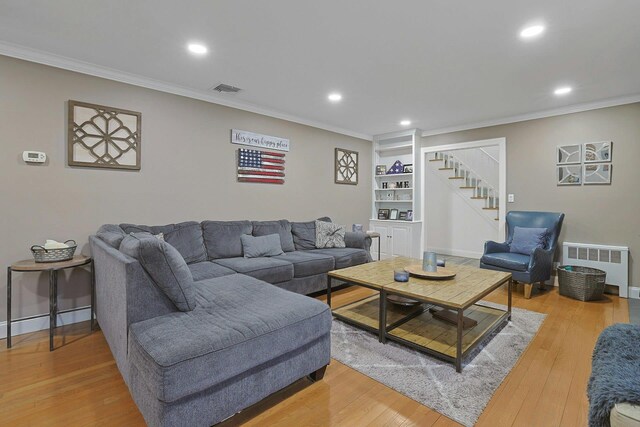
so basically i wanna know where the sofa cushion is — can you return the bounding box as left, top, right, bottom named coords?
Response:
left=128, top=274, right=331, bottom=403
left=308, top=248, right=369, bottom=269
left=291, top=221, right=316, bottom=250
left=481, top=252, right=530, bottom=272
left=510, top=226, right=548, bottom=255
left=119, top=233, right=196, bottom=311
left=96, top=224, right=127, bottom=248
left=188, top=262, right=236, bottom=282
left=241, top=233, right=284, bottom=258
left=202, top=220, right=252, bottom=259
left=274, top=251, right=335, bottom=278
left=120, top=222, right=206, bottom=264
left=252, top=220, right=295, bottom=252
left=213, top=257, right=294, bottom=283
left=315, top=220, right=346, bottom=248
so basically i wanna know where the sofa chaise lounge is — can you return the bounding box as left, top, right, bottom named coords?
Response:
left=89, top=219, right=371, bottom=426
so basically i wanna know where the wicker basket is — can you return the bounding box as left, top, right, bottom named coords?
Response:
left=557, top=265, right=606, bottom=301
left=30, top=240, right=77, bottom=263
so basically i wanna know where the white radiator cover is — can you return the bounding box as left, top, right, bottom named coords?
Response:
left=562, top=242, right=629, bottom=298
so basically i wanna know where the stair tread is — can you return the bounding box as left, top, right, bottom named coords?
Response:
left=459, top=186, right=476, bottom=189
left=438, top=167, right=454, bottom=170
left=429, top=159, right=443, bottom=162
left=471, top=196, right=488, bottom=199
left=483, top=207, right=499, bottom=210
left=448, top=177, right=464, bottom=180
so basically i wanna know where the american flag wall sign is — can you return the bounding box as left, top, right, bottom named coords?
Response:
left=237, top=148, right=286, bottom=184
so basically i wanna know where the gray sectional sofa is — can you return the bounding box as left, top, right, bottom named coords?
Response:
left=89, top=219, right=371, bottom=426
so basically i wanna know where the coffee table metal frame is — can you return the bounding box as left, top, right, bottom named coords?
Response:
left=327, top=264, right=512, bottom=373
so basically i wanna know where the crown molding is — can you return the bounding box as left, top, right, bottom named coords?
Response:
left=421, top=94, right=640, bottom=137
left=0, top=41, right=373, bottom=141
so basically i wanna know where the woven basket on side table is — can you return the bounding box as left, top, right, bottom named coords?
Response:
left=557, top=265, right=606, bottom=301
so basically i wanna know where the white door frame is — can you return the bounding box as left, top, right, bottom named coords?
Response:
left=419, top=137, right=507, bottom=255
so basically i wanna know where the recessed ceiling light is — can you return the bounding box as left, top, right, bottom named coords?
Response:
left=328, top=93, right=342, bottom=102
left=520, top=24, right=545, bottom=39
left=400, top=120, right=411, bottom=126
left=187, top=43, right=208, bottom=55
left=554, top=86, right=572, bottom=96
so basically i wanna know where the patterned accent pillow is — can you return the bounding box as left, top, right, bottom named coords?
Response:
left=315, top=220, right=346, bottom=248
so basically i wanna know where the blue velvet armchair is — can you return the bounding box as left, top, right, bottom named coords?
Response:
left=480, top=211, right=565, bottom=299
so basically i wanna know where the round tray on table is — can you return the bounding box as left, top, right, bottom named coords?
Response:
left=404, top=264, right=456, bottom=280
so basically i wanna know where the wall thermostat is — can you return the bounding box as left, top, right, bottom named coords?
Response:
left=22, top=151, right=47, bottom=164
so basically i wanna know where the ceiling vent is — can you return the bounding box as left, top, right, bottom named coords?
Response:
left=211, top=83, right=242, bottom=93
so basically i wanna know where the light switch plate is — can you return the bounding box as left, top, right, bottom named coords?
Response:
left=508, top=193, right=515, bottom=203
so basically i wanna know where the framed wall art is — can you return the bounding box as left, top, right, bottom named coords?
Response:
left=557, top=165, right=582, bottom=186
left=583, top=141, right=612, bottom=163
left=557, top=144, right=581, bottom=165
left=583, top=163, right=612, bottom=185
left=68, top=100, right=141, bottom=170
left=335, top=148, right=359, bottom=185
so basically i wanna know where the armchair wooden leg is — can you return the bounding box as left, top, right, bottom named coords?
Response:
left=538, top=281, right=546, bottom=291
left=524, top=283, right=533, bottom=299
left=308, top=365, right=327, bottom=382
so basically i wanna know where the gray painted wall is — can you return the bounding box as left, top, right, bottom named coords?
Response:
left=422, top=102, right=640, bottom=288
left=0, top=55, right=371, bottom=320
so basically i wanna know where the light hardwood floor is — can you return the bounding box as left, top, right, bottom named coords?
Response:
left=0, top=284, right=628, bottom=426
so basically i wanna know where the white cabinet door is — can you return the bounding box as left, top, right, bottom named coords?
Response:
left=390, top=225, right=411, bottom=257
left=371, top=223, right=390, bottom=259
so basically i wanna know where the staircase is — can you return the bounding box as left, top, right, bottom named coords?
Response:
left=430, top=151, right=500, bottom=221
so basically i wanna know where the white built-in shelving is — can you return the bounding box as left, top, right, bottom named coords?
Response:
left=370, top=129, right=423, bottom=259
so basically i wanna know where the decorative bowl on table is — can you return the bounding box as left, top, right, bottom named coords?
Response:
left=31, top=240, right=77, bottom=263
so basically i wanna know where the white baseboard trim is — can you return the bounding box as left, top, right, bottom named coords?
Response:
left=629, top=287, right=640, bottom=299
left=0, top=307, right=91, bottom=339
left=430, top=247, right=483, bottom=260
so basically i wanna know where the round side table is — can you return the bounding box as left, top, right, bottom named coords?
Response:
left=6, top=255, right=94, bottom=351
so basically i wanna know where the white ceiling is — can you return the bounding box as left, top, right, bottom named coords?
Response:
left=1, top=0, right=639, bottom=139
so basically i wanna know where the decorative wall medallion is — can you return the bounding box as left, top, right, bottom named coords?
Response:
left=557, top=144, right=581, bottom=165
left=335, top=148, right=358, bottom=185
left=583, top=141, right=612, bottom=163
left=68, top=100, right=141, bottom=170
left=583, top=163, right=612, bottom=185
left=557, top=165, right=582, bottom=186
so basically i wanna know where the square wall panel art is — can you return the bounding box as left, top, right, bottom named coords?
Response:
left=557, top=165, right=582, bottom=186
left=584, top=141, right=612, bottom=163
left=557, top=144, right=581, bottom=164
left=583, top=163, right=612, bottom=185
left=68, top=100, right=141, bottom=170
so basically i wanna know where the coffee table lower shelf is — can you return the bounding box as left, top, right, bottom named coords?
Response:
left=332, top=294, right=509, bottom=370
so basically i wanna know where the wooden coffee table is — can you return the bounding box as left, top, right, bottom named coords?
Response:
left=327, top=257, right=512, bottom=372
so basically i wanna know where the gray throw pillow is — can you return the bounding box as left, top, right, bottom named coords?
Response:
left=315, top=220, right=346, bottom=248
left=241, top=233, right=284, bottom=258
left=510, top=226, right=548, bottom=255
left=119, top=233, right=196, bottom=312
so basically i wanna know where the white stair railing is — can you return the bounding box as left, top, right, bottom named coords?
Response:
left=434, top=150, right=500, bottom=216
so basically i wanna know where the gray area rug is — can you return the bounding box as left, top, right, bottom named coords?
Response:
left=331, top=302, right=546, bottom=426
